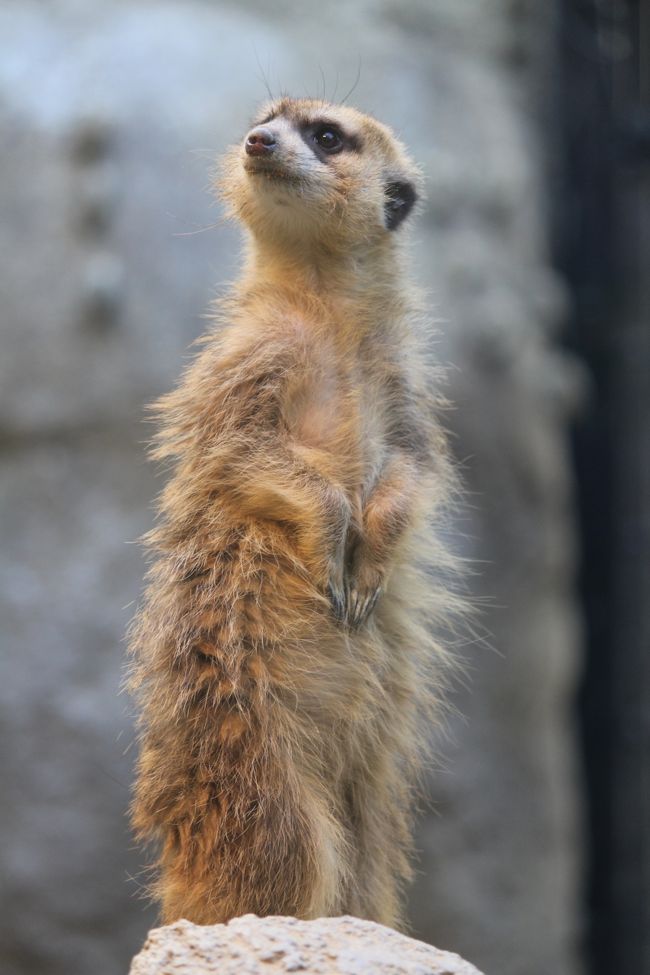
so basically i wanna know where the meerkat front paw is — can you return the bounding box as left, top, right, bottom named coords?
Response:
left=344, top=566, right=384, bottom=628
left=346, top=584, right=383, bottom=627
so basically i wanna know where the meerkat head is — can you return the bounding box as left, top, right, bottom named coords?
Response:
left=219, top=98, right=422, bottom=252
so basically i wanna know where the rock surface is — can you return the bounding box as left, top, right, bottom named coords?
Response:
left=129, top=916, right=484, bottom=975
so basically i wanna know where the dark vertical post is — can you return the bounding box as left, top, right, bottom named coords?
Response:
left=555, top=1, right=650, bottom=972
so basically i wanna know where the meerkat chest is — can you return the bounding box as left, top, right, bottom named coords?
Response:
left=285, top=365, right=348, bottom=448
left=283, top=335, right=391, bottom=483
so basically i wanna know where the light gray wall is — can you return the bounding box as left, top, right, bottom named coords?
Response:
left=0, top=2, right=585, bottom=973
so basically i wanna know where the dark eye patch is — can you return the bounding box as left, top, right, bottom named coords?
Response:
left=299, top=119, right=362, bottom=160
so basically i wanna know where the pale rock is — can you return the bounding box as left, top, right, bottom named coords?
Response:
left=129, top=915, right=484, bottom=975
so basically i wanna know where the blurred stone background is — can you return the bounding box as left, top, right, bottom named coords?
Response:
left=1, top=2, right=648, bottom=974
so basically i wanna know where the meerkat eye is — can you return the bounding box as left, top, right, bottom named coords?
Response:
left=313, top=126, right=344, bottom=153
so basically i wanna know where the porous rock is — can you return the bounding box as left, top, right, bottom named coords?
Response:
left=129, top=915, right=484, bottom=975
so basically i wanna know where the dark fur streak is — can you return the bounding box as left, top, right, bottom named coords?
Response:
left=387, top=423, right=430, bottom=461
left=193, top=647, right=218, bottom=666
left=384, top=375, right=430, bottom=459
left=180, top=566, right=210, bottom=583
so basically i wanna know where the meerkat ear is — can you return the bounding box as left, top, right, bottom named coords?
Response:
left=384, top=179, right=417, bottom=231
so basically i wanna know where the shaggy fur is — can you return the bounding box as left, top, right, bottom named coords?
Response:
left=128, top=98, right=463, bottom=930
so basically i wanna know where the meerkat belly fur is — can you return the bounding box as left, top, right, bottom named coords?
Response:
left=128, top=98, right=463, bottom=928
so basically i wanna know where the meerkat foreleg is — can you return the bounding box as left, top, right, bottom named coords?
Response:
left=344, top=453, right=419, bottom=627
left=221, top=436, right=353, bottom=618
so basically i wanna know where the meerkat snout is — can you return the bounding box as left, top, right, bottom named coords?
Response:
left=245, top=127, right=277, bottom=157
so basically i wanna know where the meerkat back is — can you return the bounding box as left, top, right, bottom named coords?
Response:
left=128, top=97, right=461, bottom=929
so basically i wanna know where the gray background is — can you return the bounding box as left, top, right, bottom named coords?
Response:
left=0, top=2, right=590, bottom=973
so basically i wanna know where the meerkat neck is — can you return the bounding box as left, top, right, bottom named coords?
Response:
left=243, top=236, right=408, bottom=318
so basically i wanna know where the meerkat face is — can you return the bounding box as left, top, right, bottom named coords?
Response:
left=219, top=98, right=421, bottom=249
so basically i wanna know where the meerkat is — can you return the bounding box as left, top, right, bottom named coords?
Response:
left=128, top=97, right=463, bottom=930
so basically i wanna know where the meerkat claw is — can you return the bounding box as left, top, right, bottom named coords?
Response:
left=326, top=582, right=346, bottom=622
left=365, top=586, right=383, bottom=620
left=354, top=595, right=369, bottom=626
left=346, top=587, right=359, bottom=625
left=348, top=585, right=383, bottom=626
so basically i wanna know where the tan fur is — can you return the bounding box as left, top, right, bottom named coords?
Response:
left=127, top=98, right=464, bottom=930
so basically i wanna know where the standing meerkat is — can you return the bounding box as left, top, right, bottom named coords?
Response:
left=128, top=97, right=463, bottom=930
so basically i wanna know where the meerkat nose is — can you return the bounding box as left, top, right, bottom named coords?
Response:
left=245, top=127, right=277, bottom=156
